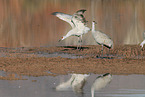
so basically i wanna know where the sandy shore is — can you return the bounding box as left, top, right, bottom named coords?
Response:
left=0, top=45, right=145, bottom=80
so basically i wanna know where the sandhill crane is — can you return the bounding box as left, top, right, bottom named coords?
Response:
left=140, top=31, right=145, bottom=50
left=56, top=74, right=89, bottom=93
left=91, top=73, right=112, bottom=97
left=91, top=21, right=113, bottom=56
left=52, top=9, right=90, bottom=50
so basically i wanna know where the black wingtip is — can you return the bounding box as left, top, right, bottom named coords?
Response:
left=103, top=73, right=110, bottom=77
left=51, top=12, right=58, bottom=15
left=76, top=9, right=86, bottom=14
left=80, top=9, right=86, bottom=13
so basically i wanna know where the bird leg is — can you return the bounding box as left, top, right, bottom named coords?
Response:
left=107, top=48, right=111, bottom=57
left=101, top=44, right=104, bottom=56
left=77, top=36, right=82, bottom=50
left=107, top=48, right=110, bottom=56
left=77, top=37, right=80, bottom=50
left=79, top=35, right=82, bottom=50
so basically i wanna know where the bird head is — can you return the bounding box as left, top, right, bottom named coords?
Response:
left=58, top=37, right=63, bottom=42
left=93, top=21, right=97, bottom=24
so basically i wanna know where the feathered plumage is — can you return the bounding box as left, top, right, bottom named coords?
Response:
left=52, top=9, right=90, bottom=49
left=91, top=73, right=112, bottom=97
left=91, top=21, right=113, bottom=55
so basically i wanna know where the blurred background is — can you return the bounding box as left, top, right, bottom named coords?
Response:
left=0, top=0, right=145, bottom=47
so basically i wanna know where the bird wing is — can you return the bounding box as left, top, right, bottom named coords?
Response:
left=92, top=30, right=113, bottom=47
left=61, top=28, right=79, bottom=40
left=76, top=9, right=86, bottom=15
left=92, top=31, right=109, bottom=41
left=52, top=12, right=74, bottom=28
left=71, top=9, right=88, bottom=28
left=99, top=31, right=111, bottom=39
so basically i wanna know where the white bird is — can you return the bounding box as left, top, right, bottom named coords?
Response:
left=91, top=73, right=112, bottom=97
left=56, top=74, right=89, bottom=93
left=140, top=31, right=145, bottom=50
left=52, top=9, right=90, bottom=50
left=91, top=21, right=113, bottom=56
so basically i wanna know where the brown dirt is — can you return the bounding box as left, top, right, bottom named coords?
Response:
left=0, top=45, right=145, bottom=80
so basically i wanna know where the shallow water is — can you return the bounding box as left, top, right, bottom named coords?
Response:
left=0, top=51, right=84, bottom=59
left=0, top=74, right=145, bottom=97
left=36, top=52, right=84, bottom=59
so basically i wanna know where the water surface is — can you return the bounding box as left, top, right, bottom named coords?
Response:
left=0, top=74, right=145, bottom=97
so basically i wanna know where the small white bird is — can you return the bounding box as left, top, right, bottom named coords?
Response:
left=91, top=73, right=112, bottom=97
left=140, top=31, right=145, bottom=50
left=52, top=9, right=90, bottom=50
left=91, top=21, right=113, bottom=56
left=56, top=74, right=89, bottom=93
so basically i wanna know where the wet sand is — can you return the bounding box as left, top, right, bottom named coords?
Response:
left=0, top=45, right=145, bottom=80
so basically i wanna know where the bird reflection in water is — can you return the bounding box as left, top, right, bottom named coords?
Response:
left=91, top=73, right=112, bottom=97
left=56, top=74, right=89, bottom=94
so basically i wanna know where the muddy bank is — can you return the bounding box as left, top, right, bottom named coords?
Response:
left=0, top=45, right=145, bottom=80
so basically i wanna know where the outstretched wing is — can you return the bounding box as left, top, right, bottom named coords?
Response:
left=52, top=12, right=74, bottom=28
left=71, top=9, right=88, bottom=28
left=75, top=9, right=87, bottom=24
left=76, top=9, right=86, bottom=15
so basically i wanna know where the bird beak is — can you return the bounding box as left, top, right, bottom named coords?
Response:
left=58, top=37, right=63, bottom=42
left=58, top=39, right=61, bottom=42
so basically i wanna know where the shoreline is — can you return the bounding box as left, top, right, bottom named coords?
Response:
left=0, top=45, right=145, bottom=80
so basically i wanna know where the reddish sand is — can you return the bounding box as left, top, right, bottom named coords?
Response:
left=0, top=45, right=145, bottom=80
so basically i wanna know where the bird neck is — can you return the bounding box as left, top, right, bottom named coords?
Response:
left=92, top=22, right=96, bottom=31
